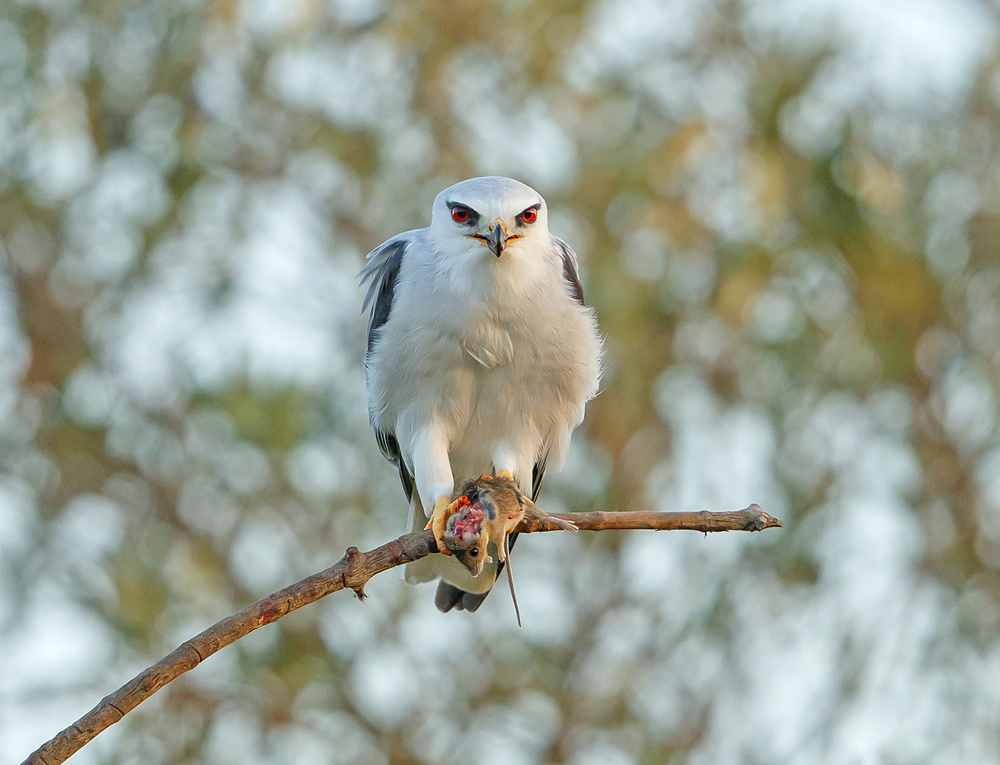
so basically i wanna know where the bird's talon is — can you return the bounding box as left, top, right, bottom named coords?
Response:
left=428, top=494, right=461, bottom=555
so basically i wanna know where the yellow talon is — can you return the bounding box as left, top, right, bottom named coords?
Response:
left=425, top=494, right=454, bottom=555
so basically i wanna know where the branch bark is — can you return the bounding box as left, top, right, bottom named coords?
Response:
left=22, top=503, right=781, bottom=765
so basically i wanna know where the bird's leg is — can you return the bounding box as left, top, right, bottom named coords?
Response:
left=410, top=423, right=458, bottom=554
left=493, top=468, right=516, bottom=483
left=425, top=494, right=455, bottom=555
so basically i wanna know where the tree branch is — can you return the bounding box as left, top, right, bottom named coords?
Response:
left=22, top=503, right=780, bottom=765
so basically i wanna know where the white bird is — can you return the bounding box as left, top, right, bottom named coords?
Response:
left=360, top=176, right=602, bottom=612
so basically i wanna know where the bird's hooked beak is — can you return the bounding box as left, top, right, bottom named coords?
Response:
left=486, top=222, right=507, bottom=257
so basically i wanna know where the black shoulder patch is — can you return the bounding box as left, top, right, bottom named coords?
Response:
left=555, top=238, right=585, bottom=305
left=368, top=244, right=405, bottom=354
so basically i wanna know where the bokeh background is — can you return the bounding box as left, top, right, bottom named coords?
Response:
left=2, top=0, right=1000, bottom=762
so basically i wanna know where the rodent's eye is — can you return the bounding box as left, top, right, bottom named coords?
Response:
left=470, top=546, right=479, bottom=557
left=518, top=206, right=538, bottom=225
left=451, top=205, right=472, bottom=224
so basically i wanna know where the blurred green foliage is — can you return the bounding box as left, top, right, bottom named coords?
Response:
left=3, top=0, right=1000, bottom=763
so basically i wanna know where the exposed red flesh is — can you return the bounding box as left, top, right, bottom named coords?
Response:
left=449, top=501, right=486, bottom=541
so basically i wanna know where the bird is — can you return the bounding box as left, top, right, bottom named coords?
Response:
left=359, top=176, right=602, bottom=613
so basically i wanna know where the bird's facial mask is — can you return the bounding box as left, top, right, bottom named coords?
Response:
left=446, top=201, right=541, bottom=257
left=441, top=495, right=494, bottom=577
left=476, top=205, right=540, bottom=257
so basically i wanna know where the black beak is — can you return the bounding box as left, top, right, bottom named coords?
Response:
left=486, top=223, right=507, bottom=257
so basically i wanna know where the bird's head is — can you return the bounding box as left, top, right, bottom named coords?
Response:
left=430, top=176, right=549, bottom=262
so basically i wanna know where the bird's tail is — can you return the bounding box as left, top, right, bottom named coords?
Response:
left=434, top=581, right=488, bottom=612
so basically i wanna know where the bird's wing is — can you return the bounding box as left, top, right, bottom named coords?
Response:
left=360, top=233, right=414, bottom=355
left=554, top=236, right=586, bottom=306
left=528, top=237, right=588, bottom=501
left=531, top=456, right=547, bottom=502
left=374, top=428, right=414, bottom=502
left=359, top=232, right=417, bottom=501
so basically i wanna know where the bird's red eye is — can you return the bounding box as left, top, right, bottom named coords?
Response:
left=520, top=207, right=537, bottom=224
left=452, top=206, right=470, bottom=223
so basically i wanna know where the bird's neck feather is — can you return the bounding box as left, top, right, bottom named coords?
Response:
left=444, top=243, right=550, bottom=305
